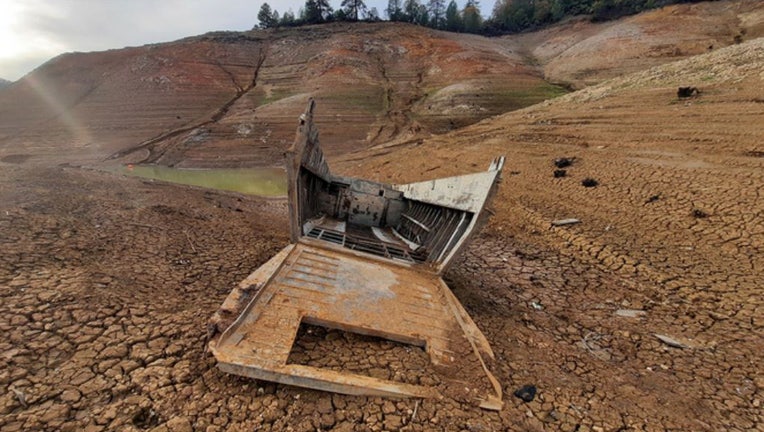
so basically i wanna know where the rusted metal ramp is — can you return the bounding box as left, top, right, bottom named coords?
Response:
left=209, top=99, right=505, bottom=410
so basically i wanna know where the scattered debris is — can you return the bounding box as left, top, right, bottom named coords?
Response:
left=654, top=334, right=690, bottom=349
left=184, top=230, right=197, bottom=253
left=132, top=407, right=160, bottom=429
left=645, top=194, right=661, bottom=204
left=615, top=309, right=646, bottom=318
left=581, top=332, right=612, bottom=361
left=551, top=218, right=580, bottom=227
left=514, top=385, right=537, bottom=402
left=554, top=157, right=574, bottom=168
left=677, top=87, right=700, bottom=98
left=581, top=178, right=599, bottom=188
left=530, top=301, right=544, bottom=310
left=692, top=209, right=708, bottom=218
left=553, top=169, right=567, bottom=178
left=10, top=387, right=27, bottom=408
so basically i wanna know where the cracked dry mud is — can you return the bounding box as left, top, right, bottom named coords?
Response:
left=2, top=143, right=762, bottom=431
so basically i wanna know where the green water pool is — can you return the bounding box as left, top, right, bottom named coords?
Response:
left=122, top=165, right=287, bottom=197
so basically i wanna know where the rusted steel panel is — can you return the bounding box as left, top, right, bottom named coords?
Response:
left=209, top=99, right=505, bottom=410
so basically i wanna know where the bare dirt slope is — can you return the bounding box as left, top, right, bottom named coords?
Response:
left=0, top=24, right=559, bottom=169
left=0, top=36, right=267, bottom=166
left=515, top=0, right=764, bottom=88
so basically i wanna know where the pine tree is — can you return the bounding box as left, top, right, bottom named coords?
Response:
left=342, top=0, right=368, bottom=21
left=302, top=0, right=322, bottom=23
left=387, top=0, right=403, bottom=21
left=403, top=0, right=422, bottom=23
left=462, top=0, right=482, bottom=33
left=280, top=10, right=296, bottom=26
left=316, top=0, right=334, bottom=20
left=445, top=0, right=462, bottom=31
left=257, top=3, right=278, bottom=28
left=427, top=0, right=446, bottom=28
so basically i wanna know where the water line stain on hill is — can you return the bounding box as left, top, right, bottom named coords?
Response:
left=121, top=165, right=287, bottom=196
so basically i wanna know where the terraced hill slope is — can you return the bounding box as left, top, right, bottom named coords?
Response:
left=1, top=0, right=760, bottom=168
left=516, top=0, right=763, bottom=88
left=0, top=25, right=559, bottom=168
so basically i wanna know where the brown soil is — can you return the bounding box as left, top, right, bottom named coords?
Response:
left=334, top=38, right=764, bottom=430
left=515, top=0, right=763, bottom=88
left=1, top=3, right=763, bottom=431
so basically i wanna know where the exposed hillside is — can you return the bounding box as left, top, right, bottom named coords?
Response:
left=515, top=0, right=764, bottom=88
left=0, top=0, right=761, bottom=169
left=0, top=24, right=561, bottom=168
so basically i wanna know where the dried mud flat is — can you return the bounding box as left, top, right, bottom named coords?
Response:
left=1, top=148, right=762, bottom=432
left=2, top=42, right=764, bottom=432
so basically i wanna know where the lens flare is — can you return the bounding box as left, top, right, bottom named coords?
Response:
left=24, top=72, right=93, bottom=148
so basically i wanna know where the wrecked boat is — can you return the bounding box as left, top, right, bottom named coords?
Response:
left=208, top=99, right=505, bottom=410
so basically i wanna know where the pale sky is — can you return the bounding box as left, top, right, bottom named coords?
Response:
left=0, top=0, right=405, bottom=81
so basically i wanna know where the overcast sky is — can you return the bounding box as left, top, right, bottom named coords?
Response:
left=1, top=0, right=445, bottom=81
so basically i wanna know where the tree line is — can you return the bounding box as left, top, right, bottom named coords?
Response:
left=257, top=0, right=717, bottom=35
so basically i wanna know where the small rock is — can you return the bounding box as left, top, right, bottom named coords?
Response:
left=97, top=406, right=118, bottom=425
left=692, top=209, right=708, bottom=218
left=615, top=309, right=646, bottom=318
left=381, top=400, right=396, bottom=415
left=551, top=218, right=580, bottom=227
left=554, top=157, right=574, bottom=168
left=40, top=403, right=70, bottom=424
left=166, top=417, right=193, bottom=432
left=553, top=169, right=567, bottom=178
left=317, top=397, right=334, bottom=415
left=581, top=178, right=599, bottom=188
left=60, top=389, right=82, bottom=403
left=654, top=333, right=690, bottom=349
left=514, top=385, right=537, bottom=402
left=384, top=415, right=403, bottom=429
left=645, top=194, right=660, bottom=204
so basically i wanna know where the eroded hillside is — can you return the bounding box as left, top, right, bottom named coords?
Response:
left=515, top=0, right=763, bottom=88
left=1, top=0, right=761, bottom=169
left=0, top=24, right=560, bottom=168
